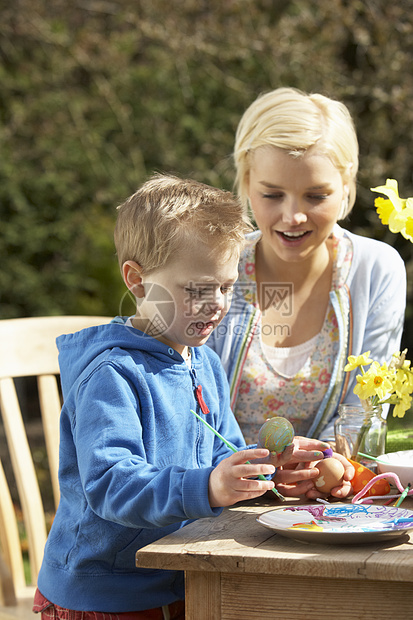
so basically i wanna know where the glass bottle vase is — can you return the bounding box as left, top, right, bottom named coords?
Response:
left=334, top=403, right=387, bottom=470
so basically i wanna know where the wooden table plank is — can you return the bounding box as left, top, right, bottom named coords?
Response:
left=136, top=498, right=413, bottom=582
left=362, top=540, right=413, bottom=581
left=219, top=573, right=413, bottom=620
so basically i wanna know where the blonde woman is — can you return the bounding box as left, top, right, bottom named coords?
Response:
left=209, top=87, right=406, bottom=496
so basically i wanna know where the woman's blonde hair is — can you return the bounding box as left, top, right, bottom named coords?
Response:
left=114, top=173, right=252, bottom=272
left=234, top=87, right=359, bottom=219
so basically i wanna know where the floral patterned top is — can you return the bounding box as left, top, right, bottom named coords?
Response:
left=234, top=230, right=353, bottom=444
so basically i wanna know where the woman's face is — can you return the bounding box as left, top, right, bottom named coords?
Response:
left=247, top=146, right=348, bottom=264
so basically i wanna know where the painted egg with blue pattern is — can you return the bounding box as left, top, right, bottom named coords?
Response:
left=257, top=417, right=294, bottom=453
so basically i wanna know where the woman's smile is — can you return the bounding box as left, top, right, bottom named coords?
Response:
left=275, top=230, right=312, bottom=245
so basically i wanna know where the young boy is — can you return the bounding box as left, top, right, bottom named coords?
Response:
left=33, top=174, right=293, bottom=619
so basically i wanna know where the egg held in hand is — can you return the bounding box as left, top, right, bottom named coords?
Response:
left=314, top=458, right=345, bottom=494
left=257, top=417, right=295, bottom=453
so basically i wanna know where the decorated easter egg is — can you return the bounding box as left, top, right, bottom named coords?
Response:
left=257, top=417, right=294, bottom=453
left=314, top=458, right=345, bottom=494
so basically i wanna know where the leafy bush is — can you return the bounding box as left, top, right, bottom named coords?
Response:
left=0, top=0, right=412, bottom=348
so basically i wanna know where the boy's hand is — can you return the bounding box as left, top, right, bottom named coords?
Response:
left=208, top=448, right=276, bottom=508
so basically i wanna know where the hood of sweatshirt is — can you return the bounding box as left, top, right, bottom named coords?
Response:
left=56, top=316, right=186, bottom=398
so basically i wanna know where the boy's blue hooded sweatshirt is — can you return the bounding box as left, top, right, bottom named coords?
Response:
left=37, top=319, right=246, bottom=612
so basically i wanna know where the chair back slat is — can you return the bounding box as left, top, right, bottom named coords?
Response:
left=37, top=375, right=62, bottom=509
left=0, top=376, right=48, bottom=584
left=0, top=458, right=25, bottom=595
left=0, top=316, right=111, bottom=610
left=0, top=550, right=17, bottom=607
left=0, top=316, right=110, bottom=378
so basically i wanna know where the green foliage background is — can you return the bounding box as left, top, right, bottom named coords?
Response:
left=1, top=0, right=413, bottom=348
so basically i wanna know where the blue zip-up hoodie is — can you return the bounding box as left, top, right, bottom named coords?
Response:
left=37, top=318, right=246, bottom=612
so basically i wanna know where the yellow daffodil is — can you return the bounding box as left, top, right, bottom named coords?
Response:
left=345, top=349, right=413, bottom=418
left=399, top=200, right=413, bottom=241
left=404, top=369, right=413, bottom=391
left=389, top=350, right=407, bottom=369
left=371, top=179, right=413, bottom=240
left=371, top=179, right=406, bottom=211
left=393, top=393, right=412, bottom=418
left=404, top=216, right=413, bottom=241
left=393, top=368, right=413, bottom=395
left=354, top=362, right=393, bottom=401
left=344, top=351, right=372, bottom=372
left=353, top=375, right=375, bottom=401
left=350, top=177, right=413, bottom=418
left=374, top=197, right=394, bottom=226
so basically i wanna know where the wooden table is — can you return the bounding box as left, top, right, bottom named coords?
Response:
left=136, top=497, right=413, bottom=620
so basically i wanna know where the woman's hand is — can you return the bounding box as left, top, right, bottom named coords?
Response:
left=307, top=451, right=354, bottom=500
left=253, top=441, right=295, bottom=468
left=272, top=437, right=354, bottom=499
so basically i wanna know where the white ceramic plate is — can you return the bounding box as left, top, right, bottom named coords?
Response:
left=376, top=450, right=413, bottom=487
left=257, top=503, right=413, bottom=544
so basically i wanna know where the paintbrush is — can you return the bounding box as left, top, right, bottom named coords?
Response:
left=190, top=409, right=286, bottom=501
left=357, top=452, right=388, bottom=463
left=394, top=483, right=412, bottom=507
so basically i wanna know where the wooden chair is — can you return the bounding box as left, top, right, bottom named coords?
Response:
left=0, top=316, right=112, bottom=619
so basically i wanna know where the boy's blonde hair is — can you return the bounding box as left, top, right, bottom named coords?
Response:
left=234, top=87, right=359, bottom=219
left=114, top=173, right=252, bottom=272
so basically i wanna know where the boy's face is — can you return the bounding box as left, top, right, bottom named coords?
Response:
left=131, top=238, right=239, bottom=355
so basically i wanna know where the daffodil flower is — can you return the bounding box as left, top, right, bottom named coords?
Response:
left=349, top=177, right=413, bottom=418
left=345, top=348, right=413, bottom=418
left=371, top=179, right=413, bottom=241
left=393, top=368, right=413, bottom=395
left=400, top=202, right=413, bottom=242
left=353, top=375, right=375, bottom=401
left=371, top=179, right=406, bottom=210
left=389, top=349, right=407, bottom=369
left=404, top=215, right=413, bottom=240
left=344, top=351, right=372, bottom=372
left=354, top=362, right=393, bottom=401
left=374, top=197, right=394, bottom=226
left=393, top=393, right=412, bottom=418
